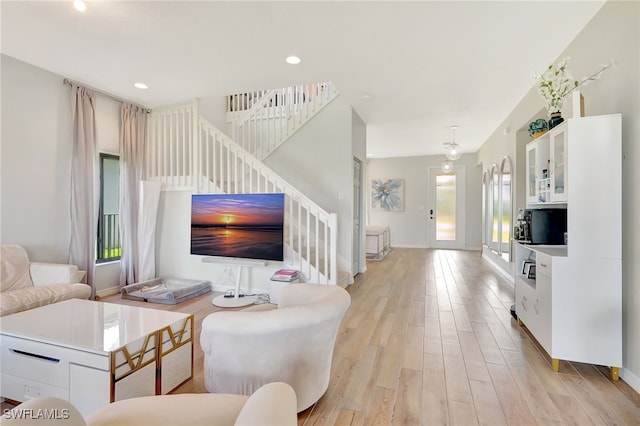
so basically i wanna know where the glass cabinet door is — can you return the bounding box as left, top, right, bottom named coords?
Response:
left=526, top=142, right=537, bottom=204
left=550, top=127, right=567, bottom=202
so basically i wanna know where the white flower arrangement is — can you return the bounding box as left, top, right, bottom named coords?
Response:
left=533, top=57, right=616, bottom=115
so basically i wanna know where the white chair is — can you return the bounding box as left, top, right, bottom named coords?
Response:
left=200, top=283, right=351, bottom=412
left=0, top=382, right=297, bottom=426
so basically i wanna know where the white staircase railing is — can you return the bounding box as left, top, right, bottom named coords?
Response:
left=146, top=101, right=338, bottom=285
left=228, top=82, right=338, bottom=160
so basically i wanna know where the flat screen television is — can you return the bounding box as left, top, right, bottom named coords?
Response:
left=190, top=193, right=285, bottom=262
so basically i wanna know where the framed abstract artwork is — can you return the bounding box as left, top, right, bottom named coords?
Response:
left=371, top=178, right=404, bottom=211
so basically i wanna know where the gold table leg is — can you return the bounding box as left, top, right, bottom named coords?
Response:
left=611, top=366, right=620, bottom=381
left=551, top=358, right=560, bottom=372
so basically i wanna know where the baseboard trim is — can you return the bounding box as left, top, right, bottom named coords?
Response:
left=621, top=367, right=640, bottom=395
left=481, top=248, right=514, bottom=284
left=96, top=286, right=120, bottom=299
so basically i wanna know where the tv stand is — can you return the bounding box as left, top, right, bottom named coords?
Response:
left=211, top=265, right=253, bottom=307
left=202, top=258, right=266, bottom=308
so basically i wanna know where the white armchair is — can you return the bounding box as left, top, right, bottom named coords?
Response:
left=200, top=283, right=351, bottom=412
left=0, top=382, right=297, bottom=426
left=0, top=244, right=90, bottom=316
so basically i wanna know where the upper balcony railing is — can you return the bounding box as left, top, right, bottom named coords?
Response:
left=226, top=82, right=338, bottom=160
left=97, top=213, right=120, bottom=263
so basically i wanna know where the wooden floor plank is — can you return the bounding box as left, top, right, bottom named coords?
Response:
left=424, top=316, right=443, bottom=356
left=547, top=392, right=596, bottom=425
left=487, top=363, right=538, bottom=426
left=571, top=362, right=640, bottom=425
left=443, top=341, right=473, bottom=404
left=402, top=325, right=424, bottom=371
left=469, top=379, right=507, bottom=426
left=393, top=368, right=422, bottom=425
left=471, top=321, right=506, bottom=365
left=559, top=373, right=629, bottom=425
left=422, top=353, right=449, bottom=425
left=342, top=344, right=379, bottom=411
left=336, top=319, right=377, bottom=361
left=448, top=400, right=479, bottom=425
left=501, top=348, right=563, bottom=422
left=375, top=332, right=405, bottom=389
left=363, top=386, right=396, bottom=426
left=451, top=302, right=474, bottom=333
left=458, top=330, right=491, bottom=382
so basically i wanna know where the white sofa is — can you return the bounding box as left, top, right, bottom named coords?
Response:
left=200, top=283, right=351, bottom=412
left=0, top=244, right=91, bottom=317
left=0, top=382, right=297, bottom=426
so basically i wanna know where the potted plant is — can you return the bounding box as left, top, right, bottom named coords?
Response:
left=533, top=57, right=615, bottom=129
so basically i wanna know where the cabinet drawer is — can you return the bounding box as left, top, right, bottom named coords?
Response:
left=536, top=253, right=552, bottom=278
left=515, top=279, right=536, bottom=329
left=1, top=341, right=69, bottom=388
left=0, top=336, right=109, bottom=388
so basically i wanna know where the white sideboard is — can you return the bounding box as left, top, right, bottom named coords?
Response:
left=516, top=114, right=622, bottom=379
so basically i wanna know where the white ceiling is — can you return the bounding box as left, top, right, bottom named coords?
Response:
left=1, top=1, right=605, bottom=158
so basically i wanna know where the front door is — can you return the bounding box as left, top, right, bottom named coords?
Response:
left=428, top=166, right=465, bottom=249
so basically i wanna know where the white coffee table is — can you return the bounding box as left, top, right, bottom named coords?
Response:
left=0, top=299, right=194, bottom=416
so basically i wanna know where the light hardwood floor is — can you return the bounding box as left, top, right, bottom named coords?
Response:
left=4, top=248, right=639, bottom=425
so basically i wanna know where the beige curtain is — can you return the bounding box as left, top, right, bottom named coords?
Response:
left=119, top=104, right=148, bottom=286
left=69, top=85, right=98, bottom=298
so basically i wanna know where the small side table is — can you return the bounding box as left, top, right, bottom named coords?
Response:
left=269, top=278, right=299, bottom=304
left=366, top=225, right=391, bottom=260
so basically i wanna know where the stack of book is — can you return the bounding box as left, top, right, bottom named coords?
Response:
left=271, top=269, right=300, bottom=282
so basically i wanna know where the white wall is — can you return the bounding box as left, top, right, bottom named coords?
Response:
left=366, top=153, right=482, bottom=250
left=198, top=96, right=228, bottom=135
left=1, top=55, right=73, bottom=260
left=1, top=54, right=123, bottom=295
left=477, top=1, right=640, bottom=392
left=263, top=96, right=356, bottom=275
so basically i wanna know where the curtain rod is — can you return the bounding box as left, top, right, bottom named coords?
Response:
left=63, top=78, right=151, bottom=113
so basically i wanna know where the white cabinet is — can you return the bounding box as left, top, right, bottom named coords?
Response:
left=515, top=114, right=622, bottom=380
left=515, top=243, right=621, bottom=379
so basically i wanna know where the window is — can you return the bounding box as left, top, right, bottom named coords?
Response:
left=482, top=157, right=514, bottom=262
left=97, top=153, right=120, bottom=262
left=435, top=174, right=456, bottom=241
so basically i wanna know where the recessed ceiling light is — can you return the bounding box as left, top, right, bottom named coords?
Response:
left=286, top=56, right=301, bottom=65
left=134, top=83, right=148, bottom=90
left=73, top=0, right=86, bottom=12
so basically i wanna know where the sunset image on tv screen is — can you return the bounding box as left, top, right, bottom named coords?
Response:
left=191, top=193, right=285, bottom=261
